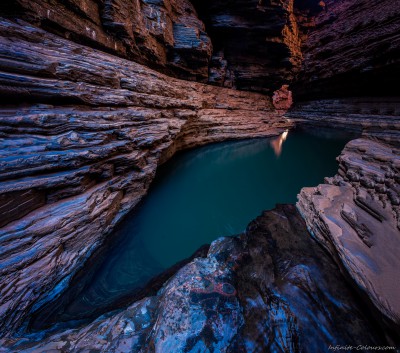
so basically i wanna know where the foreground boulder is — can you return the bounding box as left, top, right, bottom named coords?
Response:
left=1, top=205, right=387, bottom=352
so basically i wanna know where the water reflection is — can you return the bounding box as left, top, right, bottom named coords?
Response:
left=38, top=129, right=351, bottom=326
left=270, top=130, right=289, bottom=157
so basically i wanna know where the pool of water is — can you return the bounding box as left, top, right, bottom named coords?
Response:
left=37, top=128, right=352, bottom=325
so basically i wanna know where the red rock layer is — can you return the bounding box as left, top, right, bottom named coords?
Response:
left=0, top=18, right=291, bottom=337
left=0, top=0, right=212, bottom=81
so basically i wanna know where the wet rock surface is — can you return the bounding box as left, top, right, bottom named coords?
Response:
left=0, top=18, right=291, bottom=338
left=0, top=205, right=387, bottom=352
left=298, top=138, right=400, bottom=333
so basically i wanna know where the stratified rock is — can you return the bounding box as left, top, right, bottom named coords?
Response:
left=0, top=0, right=212, bottom=81
left=291, top=0, right=400, bottom=99
left=285, top=0, right=400, bottom=145
left=0, top=18, right=291, bottom=338
left=297, top=138, right=400, bottom=331
left=0, top=205, right=386, bottom=352
left=286, top=97, right=400, bottom=146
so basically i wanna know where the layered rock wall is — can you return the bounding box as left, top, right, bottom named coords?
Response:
left=1, top=0, right=399, bottom=346
left=285, top=0, right=400, bottom=334
left=287, top=98, right=400, bottom=145
left=1, top=0, right=325, bottom=92
left=291, top=0, right=400, bottom=100
left=0, top=0, right=212, bottom=81
left=297, top=139, right=400, bottom=332
left=0, top=18, right=290, bottom=337
left=288, top=0, right=400, bottom=144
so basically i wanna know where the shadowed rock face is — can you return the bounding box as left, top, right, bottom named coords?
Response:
left=291, top=0, right=400, bottom=100
left=0, top=0, right=323, bottom=91
left=0, top=18, right=291, bottom=338
left=287, top=0, right=400, bottom=145
left=289, top=1, right=400, bottom=317
left=189, top=0, right=318, bottom=93
left=0, top=205, right=386, bottom=352
left=298, top=139, right=400, bottom=334
left=0, top=0, right=212, bottom=81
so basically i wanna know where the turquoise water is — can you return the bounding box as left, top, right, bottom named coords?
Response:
left=44, top=129, right=351, bottom=321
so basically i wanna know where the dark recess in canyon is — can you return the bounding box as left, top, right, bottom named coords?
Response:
left=189, top=0, right=321, bottom=93
left=0, top=0, right=399, bottom=351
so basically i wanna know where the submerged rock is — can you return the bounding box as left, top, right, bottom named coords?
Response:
left=1, top=205, right=387, bottom=352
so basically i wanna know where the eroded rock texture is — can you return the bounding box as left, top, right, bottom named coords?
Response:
left=0, top=205, right=386, bottom=352
left=298, top=138, right=400, bottom=332
left=0, top=18, right=291, bottom=338
left=291, top=0, right=400, bottom=99
left=0, top=0, right=325, bottom=91
left=0, top=0, right=212, bottom=81
left=288, top=0, right=400, bottom=143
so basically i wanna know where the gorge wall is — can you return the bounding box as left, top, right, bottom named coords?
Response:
left=292, top=0, right=400, bottom=100
left=289, top=0, right=400, bottom=338
left=288, top=0, right=400, bottom=144
left=298, top=139, right=400, bottom=334
left=188, top=0, right=313, bottom=93
left=0, top=16, right=291, bottom=337
left=1, top=0, right=317, bottom=92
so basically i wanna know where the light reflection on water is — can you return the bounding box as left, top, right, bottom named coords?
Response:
left=270, top=130, right=289, bottom=157
left=40, top=128, right=352, bottom=323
